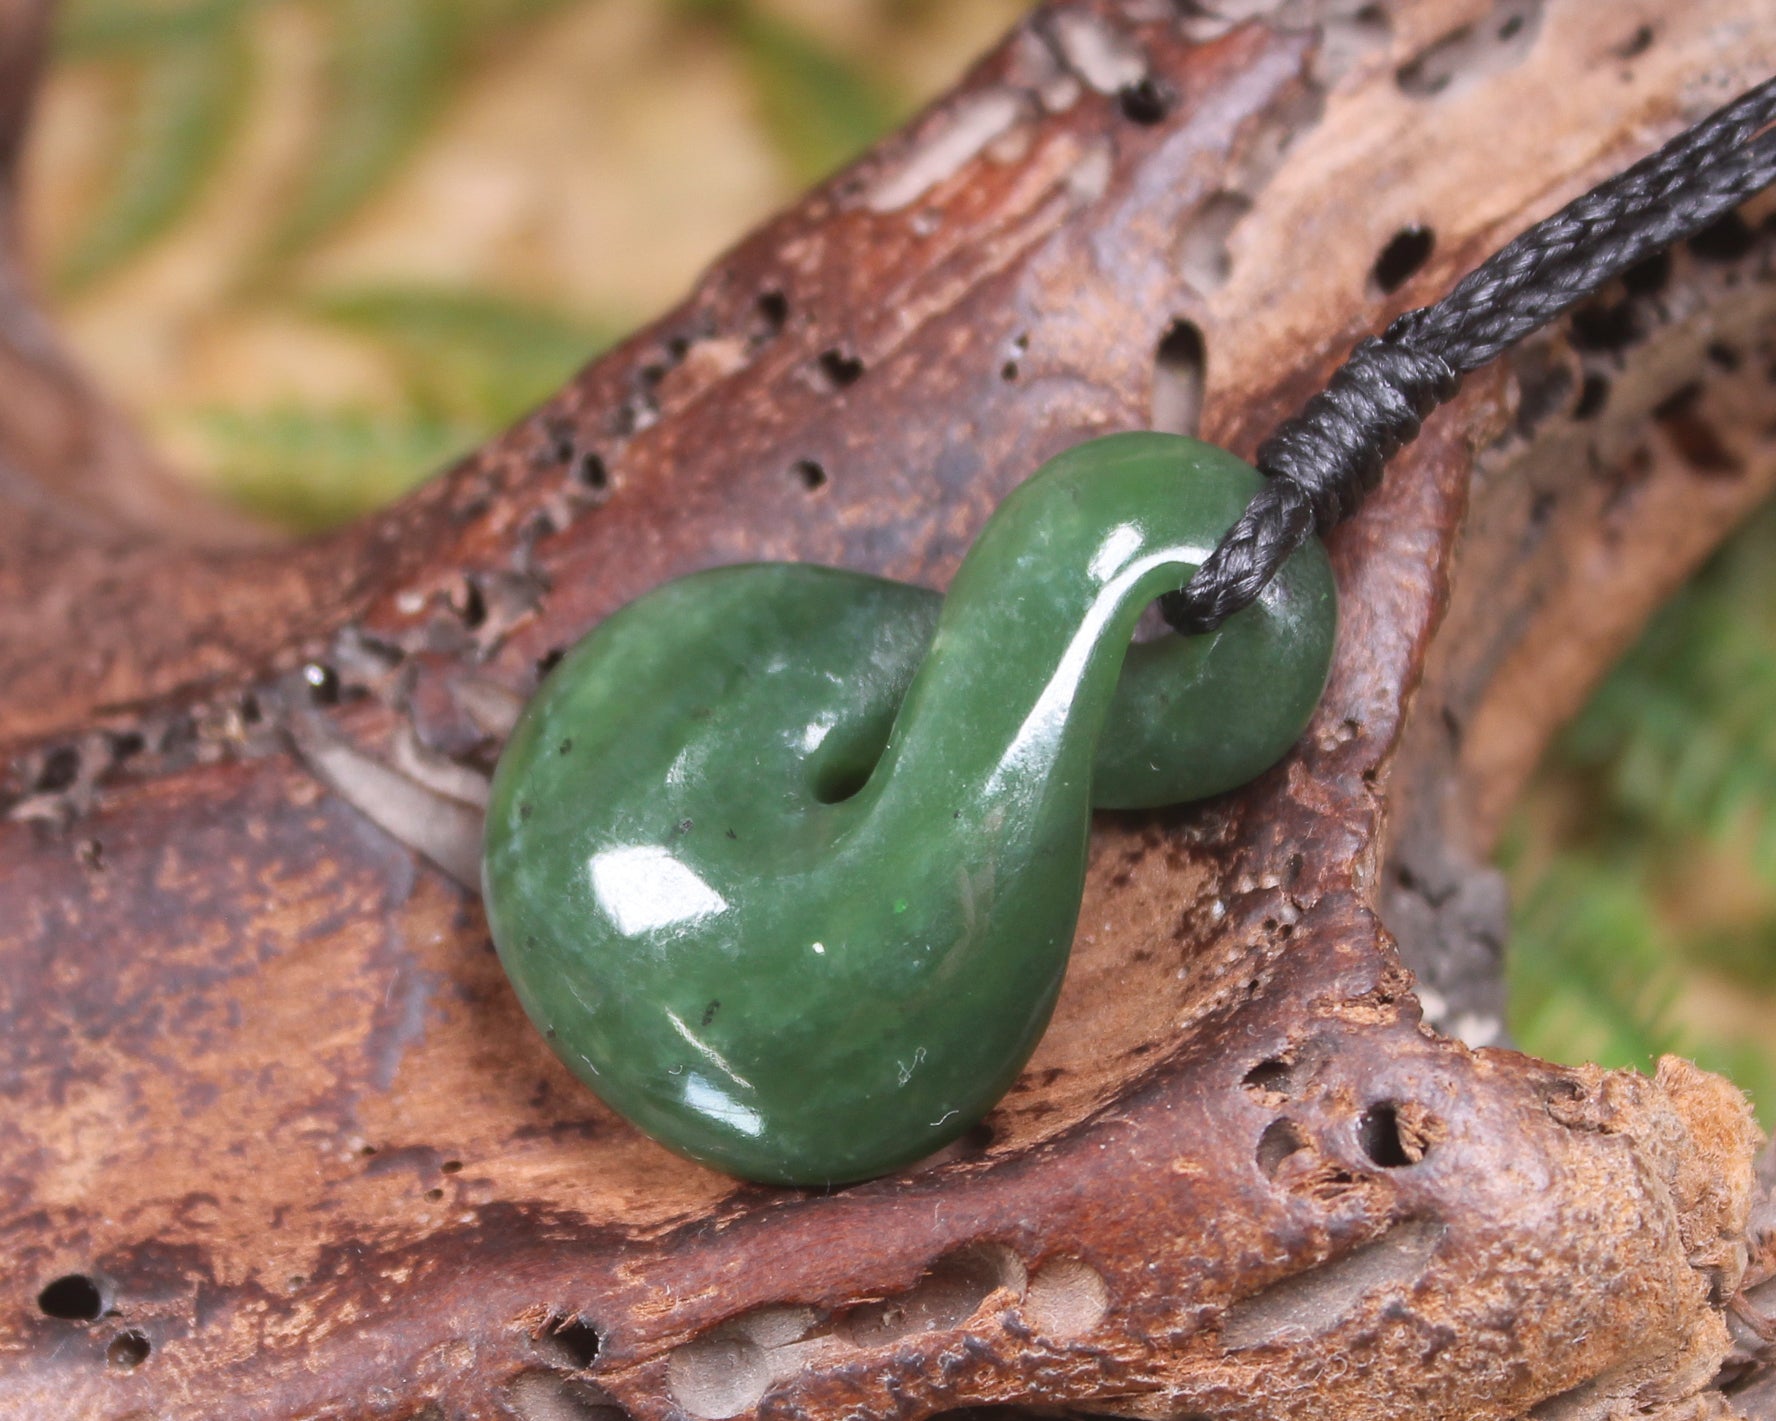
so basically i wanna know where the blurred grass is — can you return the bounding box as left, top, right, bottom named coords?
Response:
left=33, top=0, right=1027, bottom=526
left=54, top=20, right=248, bottom=289
left=1504, top=504, right=1776, bottom=1123
left=673, top=0, right=897, bottom=183
left=26, top=0, right=1776, bottom=1120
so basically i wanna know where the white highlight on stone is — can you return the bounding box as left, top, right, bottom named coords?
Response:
left=589, top=845, right=728, bottom=936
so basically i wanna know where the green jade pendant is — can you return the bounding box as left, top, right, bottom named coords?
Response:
left=483, top=433, right=1336, bottom=1184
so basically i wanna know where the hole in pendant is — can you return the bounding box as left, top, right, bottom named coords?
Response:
left=1371, top=226, right=1434, bottom=293
left=38, top=1274, right=105, bottom=1321
left=812, top=755, right=876, bottom=805
left=1151, top=318, right=1206, bottom=437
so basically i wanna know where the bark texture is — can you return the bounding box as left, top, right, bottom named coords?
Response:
left=2, top=2, right=1775, bottom=1420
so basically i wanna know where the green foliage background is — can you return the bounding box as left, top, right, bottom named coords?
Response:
left=36, top=0, right=1776, bottom=1124
left=40, top=0, right=956, bottom=527
left=1505, top=504, right=1776, bottom=1121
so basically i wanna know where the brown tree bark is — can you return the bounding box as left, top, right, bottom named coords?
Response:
left=3, top=2, right=1774, bottom=1419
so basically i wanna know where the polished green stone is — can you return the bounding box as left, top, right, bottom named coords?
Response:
left=483, top=432, right=1335, bottom=1185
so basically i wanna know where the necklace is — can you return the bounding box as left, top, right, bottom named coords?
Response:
left=481, top=74, right=1776, bottom=1186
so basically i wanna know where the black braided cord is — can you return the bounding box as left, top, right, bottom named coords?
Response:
left=1161, top=74, right=1776, bottom=635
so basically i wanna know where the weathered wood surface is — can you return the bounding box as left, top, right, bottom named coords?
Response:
left=2, top=2, right=1774, bottom=1419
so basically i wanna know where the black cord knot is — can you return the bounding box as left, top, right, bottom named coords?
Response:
left=1160, top=333, right=1457, bottom=636
left=1253, top=333, right=1459, bottom=528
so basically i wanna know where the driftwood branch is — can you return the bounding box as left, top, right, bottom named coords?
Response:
left=3, top=3, right=1774, bottom=1419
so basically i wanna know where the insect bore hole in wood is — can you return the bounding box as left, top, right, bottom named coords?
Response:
left=817, top=348, right=865, bottom=390
left=1372, top=226, right=1435, bottom=293
left=37, top=1274, right=104, bottom=1321
left=107, top=1330, right=150, bottom=1369
left=1151, top=319, right=1206, bottom=437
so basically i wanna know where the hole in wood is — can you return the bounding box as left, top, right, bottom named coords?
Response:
left=1615, top=22, right=1654, bottom=59
left=840, top=1243, right=1025, bottom=1348
left=1394, top=0, right=1543, bottom=98
left=1024, top=1257, right=1109, bottom=1337
left=1621, top=250, right=1670, bottom=296
left=38, top=1274, right=104, bottom=1321
left=1359, top=1104, right=1412, bottom=1166
left=756, top=290, right=789, bottom=337
left=304, top=663, right=341, bottom=705
left=537, top=1314, right=603, bottom=1370
left=1572, top=372, right=1610, bottom=420
left=107, top=1330, right=150, bottom=1369
left=1706, top=341, right=1742, bottom=371
left=456, top=578, right=488, bottom=630
left=508, top=1371, right=631, bottom=1421
left=1152, top=319, right=1206, bottom=437
left=1570, top=301, right=1641, bottom=353
left=1359, top=1102, right=1435, bottom=1166
left=35, top=746, right=80, bottom=794
left=1220, top=1220, right=1446, bottom=1350
left=1653, top=383, right=1743, bottom=475
left=1691, top=212, right=1758, bottom=263
left=1117, top=77, right=1171, bottom=124
left=1242, top=1058, right=1295, bottom=1096
left=1255, top=1118, right=1307, bottom=1178
left=574, top=452, right=611, bottom=493
left=999, top=331, right=1028, bottom=382
left=816, top=348, right=865, bottom=390
left=1371, top=226, right=1434, bottom=294
left=1514, top=351, right=1574, bottom=438
left=110, top=729, right=146, bottom=761
left=666, top=1333, right=770, bottom=1419
left=1177, top=191, right=1251, bottom=292
left=793, top=459, right=828, bottom=493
